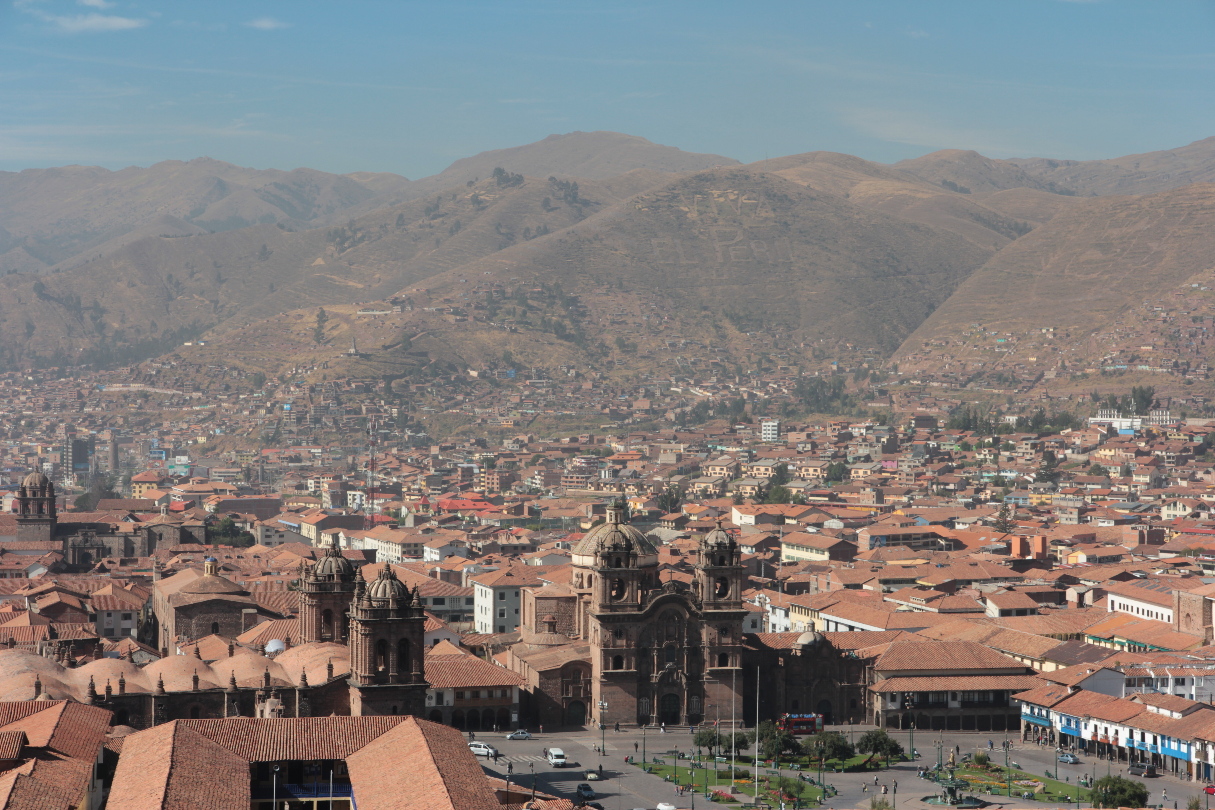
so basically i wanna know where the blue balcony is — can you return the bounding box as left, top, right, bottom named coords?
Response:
left=251, top=783, right=355, bottom=802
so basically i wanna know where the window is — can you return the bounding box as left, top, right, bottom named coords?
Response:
left=432, top=597, right=445, bottom=606
left=498, top=592, right=506, bottom=601
left=514, top=608, right=519, bottom=614
left=455, top=691, right=464, bottom=700
left=121, top=613, right=132, bottom=621
left=1177, top=678, right=1187, bottom=685
left=465, top=597, right=474, bottom=606
left=435, top=693, right=445, bottom=706
left=498, top=609, right=506, bottom=618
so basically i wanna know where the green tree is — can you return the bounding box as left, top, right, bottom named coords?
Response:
left=1089, top=775, right=1148, bottom=808
left=992, top=502, right=1016, bottom=533
left=749, top=720, right=800, bottom=761
left=764, top=485, right=792, bottom=504
left=1088, top=463, right=1107, bottom=478
left=313, top=308, right=329, bottom=344
left=657, top=486, right=682, bottom=514
left=771, top=463, right=791, bottom=486
left=1130, top=385, right=1156, bottom=416
left=693, top=728, right=721, bottom=751
left=811, top=731, right=855, bottom=764
left=209, top=517, right=256, bottom=548
left=824, top=462, right=849, bottom=484
left=857, top=729, right=903, bottom=767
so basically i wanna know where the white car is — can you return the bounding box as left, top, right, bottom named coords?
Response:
left=468, top=742, right=499, bottom=758
left=657, top=804, right=677, bottom=810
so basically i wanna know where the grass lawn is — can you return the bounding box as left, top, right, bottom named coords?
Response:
left=634, top=759, right=826, bottom=806
left=950, top=764, right=1093, bottom=804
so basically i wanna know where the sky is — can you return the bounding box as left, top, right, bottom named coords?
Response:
left=2, top=0, right=1214, bottom=178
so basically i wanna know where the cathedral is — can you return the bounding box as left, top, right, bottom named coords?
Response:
left=568, top=505, right=746, bottom=728
left=506, top=507, right=864, bottom=730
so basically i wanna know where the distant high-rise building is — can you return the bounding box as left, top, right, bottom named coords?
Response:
left=760, top=418, right=781, bottom=443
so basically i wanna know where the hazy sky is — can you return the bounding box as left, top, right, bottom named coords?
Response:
left=3, top=0, right=1214, bottom=177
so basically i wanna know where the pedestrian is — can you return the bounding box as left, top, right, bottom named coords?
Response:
left=598, top=763, right=603, bottom=776
left=539, top=725, right=543, bottom=735
left=893, top=781, right=897, bottom=791
left=543, top=747, right=548, bottom=758
left=1162, top=789, right=1167, bottom=803
left=863, top=785, right=868, bottom=793
left=874, top=775, right=879, bottom=785
left=507, top=762, right=513, bottom=775
left=615, top=722, right=620, bottom=732
left=661, top=723, right=666, bottom=734
left=635, top=742, right=639, bottom=753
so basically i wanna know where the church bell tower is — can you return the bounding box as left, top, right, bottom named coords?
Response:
left=346, top=564, right=427, bottom=717
left=696, top=522, right=745, bottom=713
left=15, top=471, right=57, bottom=545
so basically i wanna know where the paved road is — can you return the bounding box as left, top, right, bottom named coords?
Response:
left=470, top=727, right=1204, bottom=808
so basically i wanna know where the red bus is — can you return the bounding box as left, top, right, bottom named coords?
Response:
left=776, top=713, right=823, bottom=736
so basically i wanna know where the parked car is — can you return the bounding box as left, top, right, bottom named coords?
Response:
left=1128, top=763, right=1156, bottom=777
left=1057, top=753, right=1080, bottom=764
left=468, top=742, right=499, bottom=758
left=575, top=784, right=596, bottom=800
left=1204, top=784, right=1215, bottom=795
left=505, top=730, right=533, bottom=740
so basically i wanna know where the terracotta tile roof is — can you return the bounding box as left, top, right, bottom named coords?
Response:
left=871, top=674, right=1045, bottom=692
left=425, top=647, right=526, bottom=689
left=873, top=641, right=1027, bottom=673
left=345, top=718, right=500, bottom=810
left=106, top=722, right=249, bottom=810
left=0, top=731, right=24, bottom=760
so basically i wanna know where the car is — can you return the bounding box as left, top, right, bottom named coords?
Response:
left=657, top=804, right=678, bottom=810
left=1057, top=753, right=1080, bottom=764
left=576, top=804, right=604, bottom=810
left=584, top=769, right=600, bottom=781
left=547, top=748, right=567, bottom=767
left=1204, top=785, right=1215, bottom=796
left=468, top=742, right=499, bottom=758
left=505, top=730, right=533, bottom=740
left=575, top=784, right=596, bottom=800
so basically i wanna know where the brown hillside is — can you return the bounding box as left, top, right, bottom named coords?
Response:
left=0, top=158, right=403, bottom=272
left=894, top=183, right=1215, bottom=375
left=894, top=149, right=1074, bottom=195
left=1010, top=136, right=1215, bottom=196
left=0, top=174, right=647, bottom=369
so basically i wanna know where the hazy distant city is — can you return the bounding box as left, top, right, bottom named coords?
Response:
left=2, top=2, right=1215, bottom=809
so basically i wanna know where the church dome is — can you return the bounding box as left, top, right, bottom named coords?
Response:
left=796, top=630, right=823, bottom=648
left=21, top=471, right=50, bottom=490
left=571, top=505, right=658, bottom=560
left=178, top=561, right=247, bottom=596
left=312, top=540, right=355, bottom=580
left=702, top=521, right=734, bottom=550
left=365, top=563, right=410, bottom=601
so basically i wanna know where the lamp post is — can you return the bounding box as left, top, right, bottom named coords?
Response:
left=529, top=762, right=536, bottom=803
left=642, top=723, right=647, bottom=769
left=1005, top=741, right=1011, bottom=797
left=597, top=700, right=608, bottom=760
left=903, top=693, right=915, bottom=762
left=272, top=764, right=280, bottom=810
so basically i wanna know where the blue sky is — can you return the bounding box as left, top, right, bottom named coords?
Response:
left=2, top=0, right=1214, bottom=177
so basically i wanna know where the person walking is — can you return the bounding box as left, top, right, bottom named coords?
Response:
left=507, top=762, right=513, bottom=775
left=634, top=742, right=639, bottom=753
left=543, top=747, right=548, bottom=759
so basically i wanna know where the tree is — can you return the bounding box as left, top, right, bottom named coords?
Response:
left=857, top=729, right=903, bottom=766
left=73, top=473, right=119, bottom=511
left=771, top=463, right=791, bottom=486
left=1088, top=463, right=1107, bottom=478
left=313, top=308, right=328, bottom=344
left=209, top=517, right=255, bottom=548
left=812, top=731, right=855, bottom=764
left=1130, top=385, right=1156, bottom=416
left=693, top=728, right=721, bottom=751
left=764, top=485, right=792, bottom=504
left=657, top=486, right=682, bottom=514
left=824, top=462, right=849, bottom=484
left=1089, top=775, right=1149, bottom=808
left=992, top=502, right=1016, bottom=534
left=749, top=720, right=800, bottom=761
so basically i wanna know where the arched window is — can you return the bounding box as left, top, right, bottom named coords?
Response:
left=715, top=577, right=729, bottom=599
left=613, top=557, right=622, bottom=568
left=189, top=705, right=201, bottom=719
left=211, top=622, right=220, bottom=635
left=612, top=655, right=624, bottom=670
left=717, top=652, right=729, bottom=668
left=664, top=644, right=677, bottom=665
left=376, top=639, right=388, bottom=671
left=321, top=609, right=334, bottom=641
left=610, top=579, right=626, bottom=600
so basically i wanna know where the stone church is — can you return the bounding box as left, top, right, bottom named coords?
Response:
left=506, top=507, right=864, bottom=730
left=12, top=471, right=169, bottom=566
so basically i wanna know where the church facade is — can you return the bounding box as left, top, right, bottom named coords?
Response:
left=570, top=507, right=746, bottom=728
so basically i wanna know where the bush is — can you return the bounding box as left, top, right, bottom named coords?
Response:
left=1090, top=775, right=1149, bottom=808
left=973, top=752, right=989, bottom=767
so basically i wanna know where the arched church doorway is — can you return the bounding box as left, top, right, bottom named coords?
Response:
left=816, top=699, right=834, bottom=725
left=565, top=700, right=586, bottom=726
left=660, top=693, right=681, bottom=725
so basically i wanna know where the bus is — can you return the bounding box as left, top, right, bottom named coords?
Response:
left=776, top=713, right=823, bottom=736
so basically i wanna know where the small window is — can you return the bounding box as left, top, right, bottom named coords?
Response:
left=121, top=613, right=132, bottom=621
left=466, top=597, right=474, bottom=606
left=498, top=609, right=506, bottom=618
left=455, top=691, right=464, bottom=700
left=432, top=597, right=445, bottom=606
left=498, top=592, right=506, bottom=601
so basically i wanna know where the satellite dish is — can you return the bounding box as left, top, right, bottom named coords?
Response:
left=265, top=639, right=286, bottom=654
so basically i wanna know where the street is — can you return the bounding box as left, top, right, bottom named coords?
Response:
left=470, top=726, right=1210, bottom=809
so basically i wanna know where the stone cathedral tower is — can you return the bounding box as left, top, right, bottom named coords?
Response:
left=346, top=563, right=427, bottom=717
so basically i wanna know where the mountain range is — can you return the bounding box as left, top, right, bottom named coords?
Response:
left=5, top=132, right=1215, bottom=394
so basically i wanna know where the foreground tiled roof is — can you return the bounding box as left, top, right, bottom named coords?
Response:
left=873, top=640, right=1027, bottom=673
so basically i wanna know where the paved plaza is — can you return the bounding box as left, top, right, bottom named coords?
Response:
left=475, top=727, right=1207, bottom=809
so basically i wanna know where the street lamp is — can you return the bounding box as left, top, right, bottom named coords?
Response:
left=903, top=693, right=915, bottom=762
left=529, top=762, right=536, bottom=803
left=642, top=723, right=647, bottom=769
left=272, top=764, right=280, bottom=810
left=597, top=700, right=608, bottom=759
